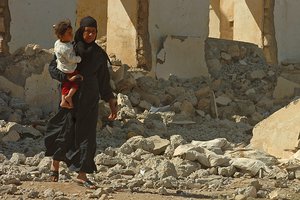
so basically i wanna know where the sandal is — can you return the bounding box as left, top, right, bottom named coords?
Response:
left=76, top=179, right=97, bottom=189
left=49, top=170, right=59, bottom=182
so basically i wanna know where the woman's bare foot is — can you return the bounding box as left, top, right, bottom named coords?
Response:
left=49, top=160, right=60, bottom=182
left=76, top=172, right=97, bottom=189
left=64, top=95, right=73, bottom=108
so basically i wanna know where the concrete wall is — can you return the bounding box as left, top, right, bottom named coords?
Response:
left=149, top=0, right=210, bottom=78
left=219, top=0, right=234, bottom=40
left=209, top=0, right=220, bottom=38
left=274, top=0, right=300, bottom=64
left=208, top=0, right=264, bottom=47
left=106, top=0, right=139, bottom=67
left=76, top=0, right=108, bottom=38
left=234, top=0, right=264, bottom=47
left=8, top=0, right=77, bottom=53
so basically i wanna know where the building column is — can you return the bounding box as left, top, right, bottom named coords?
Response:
left=106, top=0, right=139, bottom=67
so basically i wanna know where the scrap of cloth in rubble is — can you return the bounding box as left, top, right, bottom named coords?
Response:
left=44, top=16, right=114, bottom=173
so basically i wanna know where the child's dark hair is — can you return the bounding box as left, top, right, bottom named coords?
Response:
left=53, top=20, right=72, bottom=38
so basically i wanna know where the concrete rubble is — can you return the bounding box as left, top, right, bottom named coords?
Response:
left=1, top=39, right=300, bottom=199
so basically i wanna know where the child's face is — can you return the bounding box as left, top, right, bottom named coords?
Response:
left=60, top=28, right=73, bottom=42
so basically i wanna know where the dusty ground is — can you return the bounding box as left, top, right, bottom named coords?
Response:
left=2, top=177, right=298, bottom=200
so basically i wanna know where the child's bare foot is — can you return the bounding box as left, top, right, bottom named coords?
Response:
left=65, top=95, right=73, bottom=108
left=60, top=101, right=72, bottom=109
left=60, top=95, right=72, bottom=109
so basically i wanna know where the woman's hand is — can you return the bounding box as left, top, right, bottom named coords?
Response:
left=108, top=98, right=117, bottom=120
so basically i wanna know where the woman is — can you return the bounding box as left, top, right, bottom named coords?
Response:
left=44, top=16, right=117, bottom=189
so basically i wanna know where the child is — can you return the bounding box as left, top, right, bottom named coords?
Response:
left=53, top=20, right=83, bottom=109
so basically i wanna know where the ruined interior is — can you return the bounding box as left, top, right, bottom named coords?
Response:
left=1, top=0, right=300, bottom=199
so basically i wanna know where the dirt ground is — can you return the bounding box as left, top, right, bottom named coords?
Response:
left=16, top=181, right=203, bottom=200
left=5, top=178, right=298, bottom=200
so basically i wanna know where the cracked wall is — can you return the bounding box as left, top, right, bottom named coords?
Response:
left=8, top=0, right=77, bottom=53
left=148, top=0, right=210, bottom=78
left=208, top=0, right=278, bottom=64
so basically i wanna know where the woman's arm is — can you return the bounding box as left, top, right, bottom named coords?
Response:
left=98, top=59, right=117, bottom=120
left=48, top=55, right=67, bottom=82
left=98, top=59, right=114, bottom=102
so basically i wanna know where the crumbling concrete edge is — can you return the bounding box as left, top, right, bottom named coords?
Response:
left=137, top=0, right=152, bottom=70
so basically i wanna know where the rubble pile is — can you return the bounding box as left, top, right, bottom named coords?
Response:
left=108, top=38, right=285, bottom=129
left=0, top=44, right=53, bottom=124
left=0, top=39, right=300, bottom=199
left=1, top=135, right=300, bottom=199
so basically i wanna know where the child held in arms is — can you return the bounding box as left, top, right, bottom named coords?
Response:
left=53, top=20, right=83, bottom=109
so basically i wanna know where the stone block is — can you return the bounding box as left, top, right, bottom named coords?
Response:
left=273, top=76, right=300, bottom=99
left=24, top=64, right=59, bottom=114
left=251, top=99, right=300, bottom=159
left=147, top=135, right=170, bottom=155
left=156, top=36, right=208, bottom=79
left=0, top=76, right=25, bottom=98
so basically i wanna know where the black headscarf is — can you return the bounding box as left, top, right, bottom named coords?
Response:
left=74, top=16, right=111, bottom=64
left=74, top=16, right=97, bottom=44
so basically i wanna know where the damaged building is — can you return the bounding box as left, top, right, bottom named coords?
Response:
left=1, top=1, right=300, bottom=70
left=3, top=1, right=300, bottom=198
left=1, top=0, right=300, bottom=160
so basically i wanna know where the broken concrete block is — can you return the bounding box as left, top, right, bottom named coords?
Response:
left=24, top=44, right=41, bottom=56
left=2, top=130, right=20, bottom=142
left=173, top=144, right=204, bottom=157
left=230, top=158, right=269, bottom=176
left=273, top=76, right=300, bottom=99
left=156, top=36, right=208, bottom=79
left=25, top=65, right=59, bottom=114
left=249, top=70, right=266, bottom=80
left=215, top=95, right=232, bottom=106
left=191, top=138, right=230, bottom=154
left=111, top=65, right=125, bottom=84
left=251, top=99, right=300, bottom=159
left=221, top=52, right=231, bottom=61
left=180, top=100, right=195, bottom=116
left=147, top=135, right=170, bottom=155
left=0, top=76, right=24, bottom=98
left=10, top=153, right=26, bottom=165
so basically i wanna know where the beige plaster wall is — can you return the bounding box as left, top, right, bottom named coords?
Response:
left=8, top=0, right=77, bottom=53
left=233, top=0, right=264, bottom=47
left=106, top=0, right=138, bottom=67
left=209, top=0, right=264, bottom=47
left=209, top=0, right=220, bottom=38
left=274, top=0, right=300, bottom=64
left=156, top=36, right=209, bottom=79
left=76, top=0, right=107, bottom=38
left=25, top=65, right=59, bottom=114
left=148, top=0, right=210, bottom=78
left=219, top=0, right=234, bottom=40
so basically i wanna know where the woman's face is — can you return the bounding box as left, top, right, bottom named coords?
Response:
left=83, top=27, right=97, bottom=43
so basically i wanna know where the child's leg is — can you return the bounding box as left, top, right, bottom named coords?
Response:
left=65, top=87, right=77, bottom=108
left=60, top=94, right=71, bottom=108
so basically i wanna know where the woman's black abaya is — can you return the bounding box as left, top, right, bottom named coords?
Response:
left=44, top=17, right=114, bottom=173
